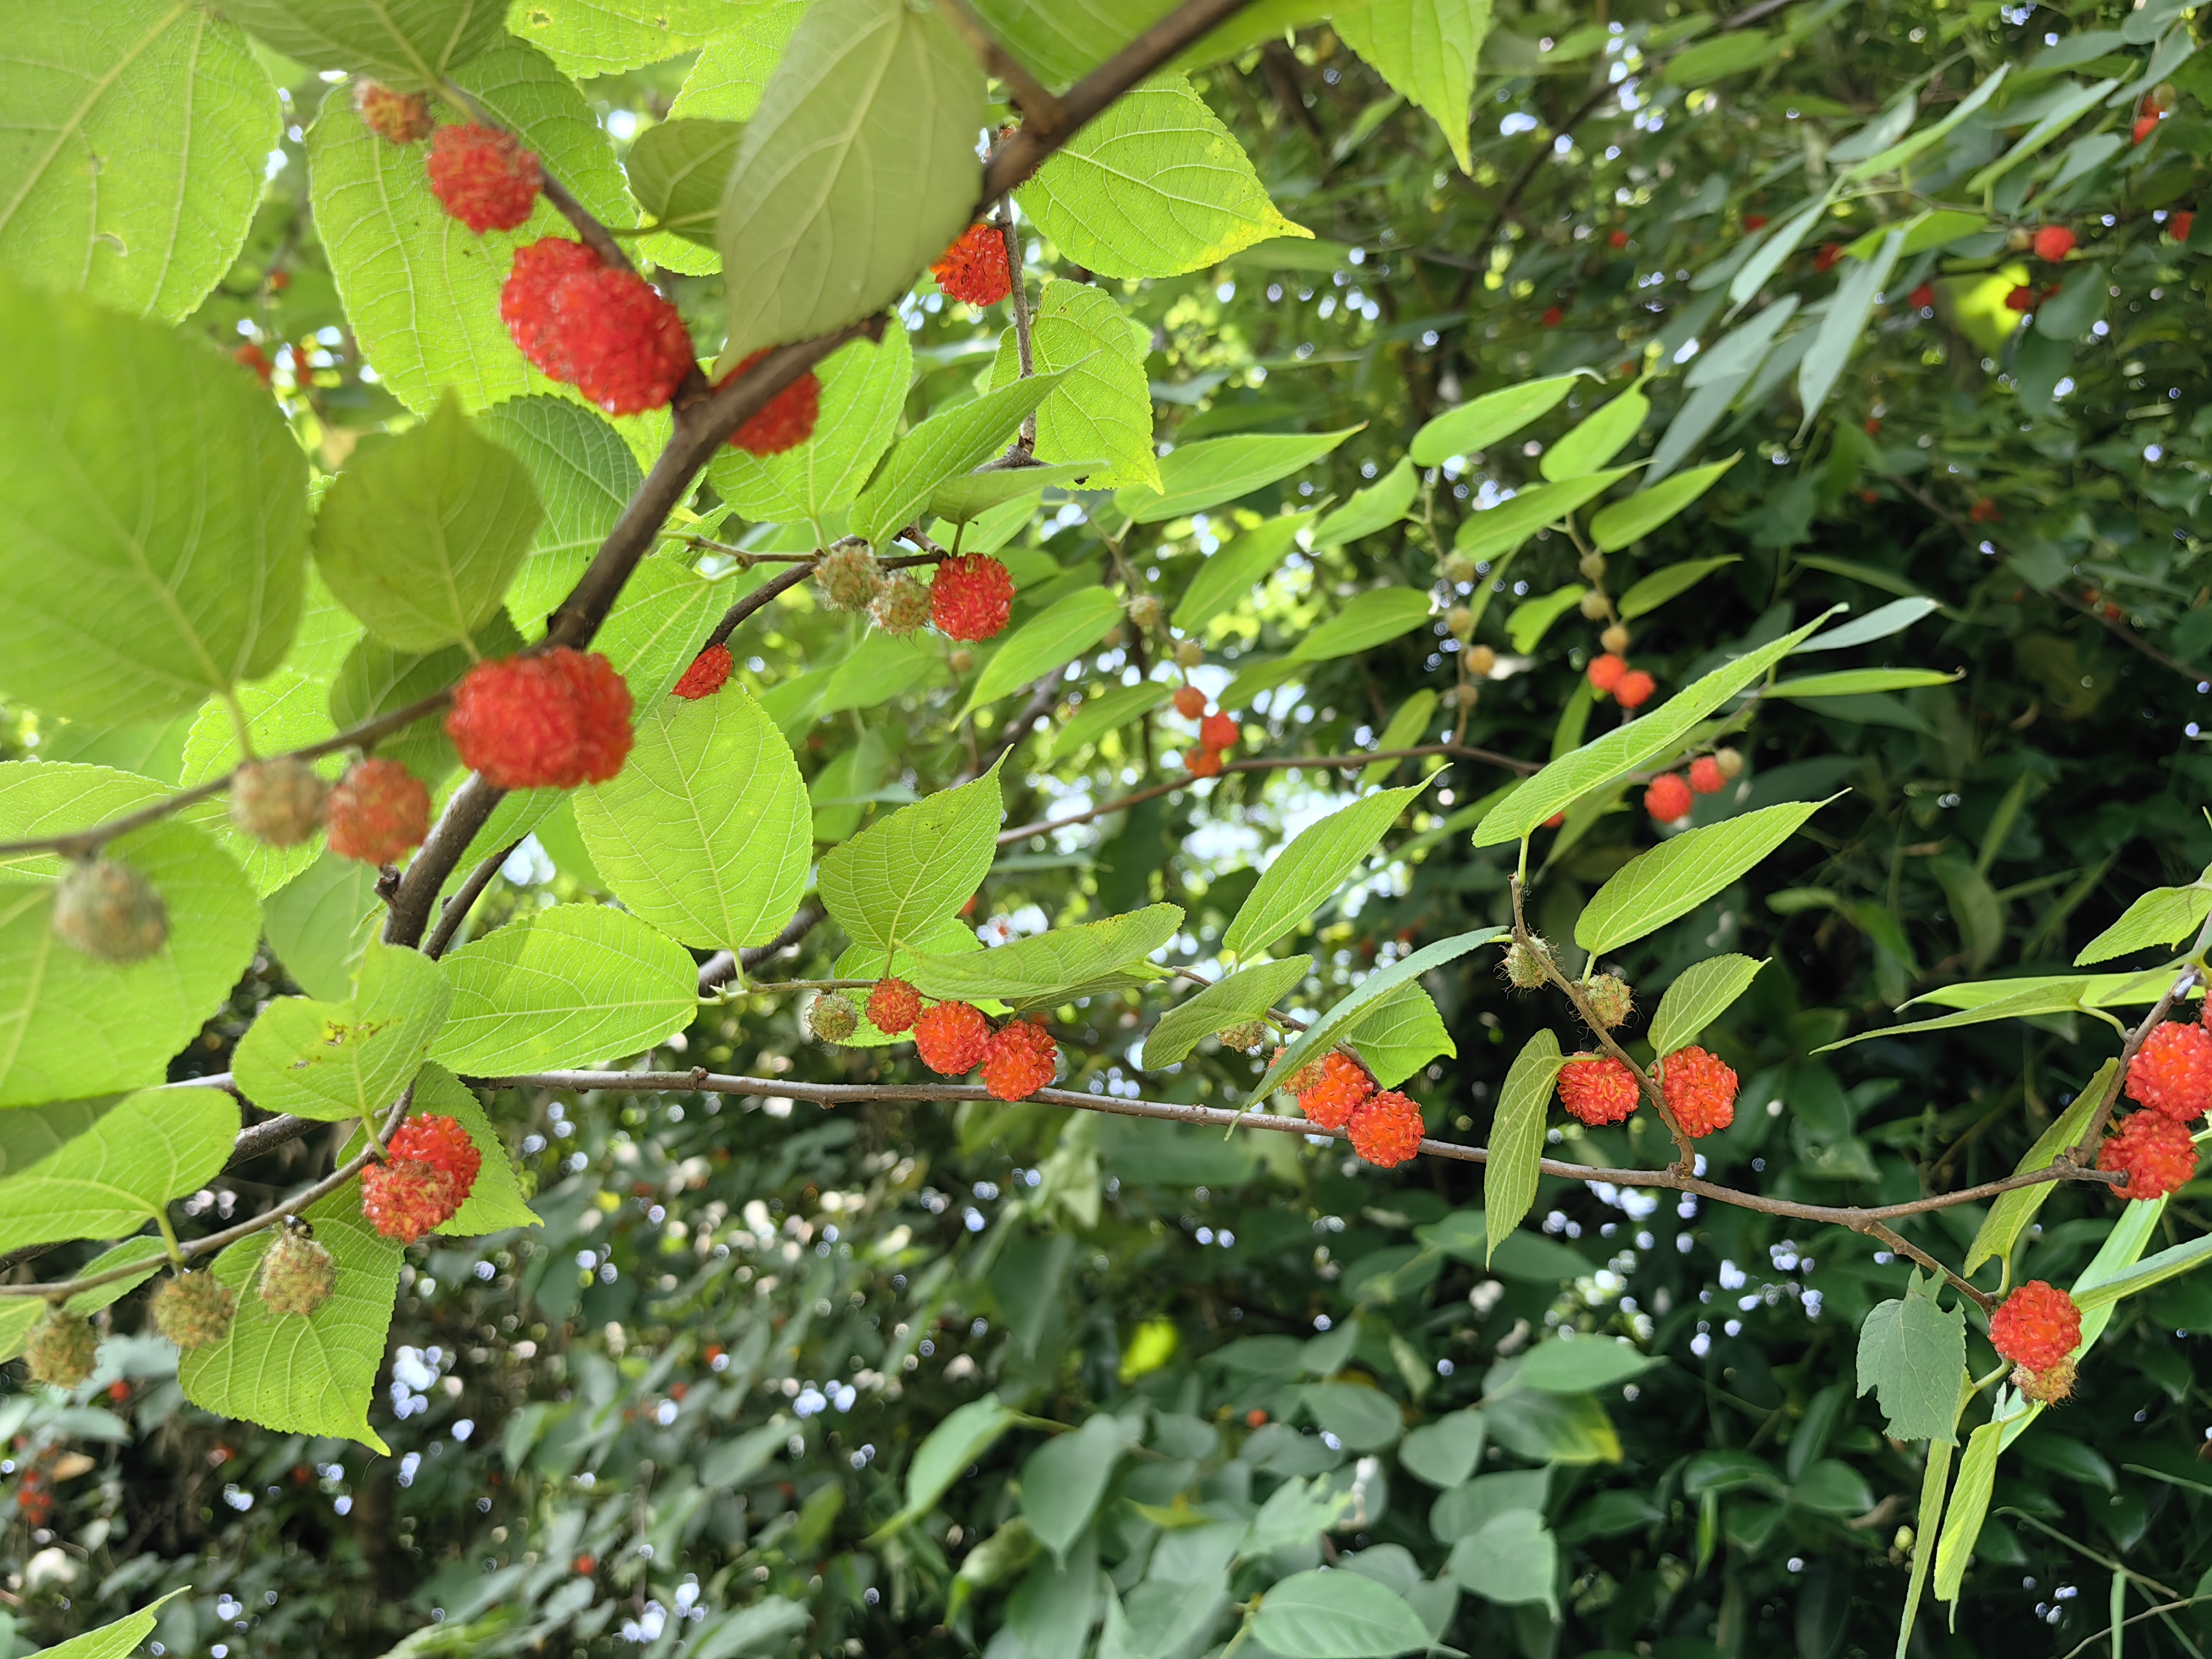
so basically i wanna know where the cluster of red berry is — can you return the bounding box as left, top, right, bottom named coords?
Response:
left=1172, top=685, right=1240, bottom=778
left=1586, top=652, right=1656, bottom=710
left=361, top=1114, right=484, bottom=1244
left=846, top=979, right=1061, bottom=1102
left=2100, top=1010, right=2212, bottom=1201
left=1287, top=1052, right=1426, bottom=1168
left=1556, top=1046, right=1739, bottom=1137
left=931, top=224, right=1014, bottom=307
left=1643, top=748, right=1741, bottom=825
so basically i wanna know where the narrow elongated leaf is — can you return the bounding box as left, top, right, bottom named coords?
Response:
left=1618, top=557, right=1739, bottom=619
left=1931, top=1419, right=2005, bottom=1602
left=967, top=590, right=1124, bottom=711
left=34, top=1591, right=190, bottom=1659
left=717, top=0, right=981, bottom=367
left=1727, top=194, right=1832, bottom=306
left=1410, top=374, right=1581, bottom=468
left=2071, top=1227, right=2212, bottom=1313
left=905, top=905, right=1182, bottom=1009
left=1140, top=956, right=1312, bottom=1069
left=1576, top=797, right=1836, bottom=956
left=1542, top=380, right=1649, bottom=480
left=1313, top=457, right=1419, bottom=548
left=1454, top=467, right=1637, bottom=560
left=1798, top=229, right=1902, bottom=435
left=1856, top=1272, right=1966, bottom=1444
left=851, top=374, right=1063, bottom=548
left=1484, top=1030, right=1562, bottom=1265
left=819, top=763, right=1003, bottom=959
left=931, top=462, right=1098, bottom=527
left=1790, top=595, right=1940, bottom=652
left=1845, top=63, right=2010, bottom=180
left=1249, top=1568, right=1432, bottom=1659
left=1289, top=591, right=1434, bottom=662
left=1172, top=511, right=1315, bottom=632
left=1363, top=690, right=1439, bottom=788
left=1119, top=429, right=1359, bottom=524
left=1648, top=955, right=1766, bottom=1057
left=1769, top=667, right=1961, bottom=698
left=1054, top=682, right=1173, bottom=756
left=1252, top=928, right=1505, bottom=1103
left=711, top=328, right=912, bottom=524
left=0, top=1087, right=238, bottom=1251
left=989, top=279, right=1160, bottom=489
left=2075, top=885, right=2212, bottom=966
left=1897, top=1394, right=1962, bottom=1658
left=1963, top=1069, right=2109, bottom=1275
left=1588, top=455, right=1741, bottom=552
left=1225, top=787, right=1424, bottom=957
left=231, top=940, right=451, bottom=1123
left=1818, top=979, right=2102, bottom=1051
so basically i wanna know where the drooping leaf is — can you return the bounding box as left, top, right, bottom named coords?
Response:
left=1252, top=928, right=1505, bottom=1103
left=1797, top=228, right=1903, bottom=435
left=1856, top=1272, right=1967, bottom=1445
left=231, top=939, right=451, bottom=1123
left=1139, top=955, right=1311, bottom=1069
left=989, top=278, right=1161, bottom=489
left=1224, top=787, right=1424, bottom=957
left=819, top=761, right=1003, bottom=960
left=849, top=373, right=1064, bottom=549
left=1333, top=0, right=1492, bottom=174
left=1289, top=591, right=1435, bottom=662
left=1482, top=1029, right=1562, bottom=1264
left=1409, top=373, right=1582, bottom=467
left=1118, top=428, right=1359, bottom=524
left=905, top=905, right=1182, bottom=1009
left=1312, top=457, right=1419, bottom=548
left=1618, top=556, right=1739, bottom=620
left=710, top=327, right=913, bottom=524
left=0, top=1086, right=238, bottom=1251
left=1816, top=979, right=2104, bottom=1052
left=215, top=0, right=510, bottom=85
left=1587, top=455, right=1741, bottom=552
left=1021, top=1414, right=1138, bottom=1562
left=1647, top=955, right=1766, bottom=1057
left=1541, top=379, right=1649, bottom=481
left=1575, top=798, right=1837, bottom=956
left=1172, top=511, right=1316, bottom=632
left=1248, top=1567, right=1432, bottom=1659
left=1931, top=1419, right=2004, bottom=1603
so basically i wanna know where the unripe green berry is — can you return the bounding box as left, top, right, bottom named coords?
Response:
left=1714, top=746, right=1744, bottom=780
left=1466, top=644, right=1497, bottom=677
left=1584, top=973, right=1634, bottom=1029
left=808, top=992, right=859, bottom=1044
left=51, top=858, right=168, bottom=963
left=1174, top=640, right=1203, bottom=669
left=1503, top=938, right=1554, bottom=990
left=948, top=648, right=975, bottom=673
left=1442, top=554, right=1476, bottom=585
left=1128, top=594, right=1163, bottom=629
left=257, top=1228, right=336, bottom=1318
left=1216, top=1019, right=1270, bottom=1052
left=24, top=1308, right=97, bottom=1388
left=1600, top=623, right=1631, bottom=655
left=815, top=545, right=882, bottom=612
left=1579, top=552, right=1608, bottom=582
left=1578, top=590, right=1609, bottom=621
left=1446, top=605, right=1474, bottom=640
left=232, top=757, right=330, bottom=847
left=150, top=1271, right=235, bottom=1350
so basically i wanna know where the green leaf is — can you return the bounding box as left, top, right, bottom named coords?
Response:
left=1290, top=590, right=1434, bottom=662
left=1588, top=455, right=1741, bottom=552
left=1648, top=955, right=1766, bottom=1057
left=1662, top=29, right=1781, bottom=85
left=215, top=0, right=509, bottom=85
left=1022, top=1414, right=1137, bottom=1562
left=1576, top=798, right=1837, bottom=956
left=1931, top=1419, right=2004, bottom=1603
left=1798, top=229, right=1903, bottom=436
left=571, top=689, right=811, bottom=951
left=1333, top=0, right=1492, bottom=174
left=0, top=1086, right=238, bottom=1251
left=624, top=116, right=741, bottom=246
left=820, top=761, right=1003, bottom=960
left=1818, top=979, right=2106, bottom=1051
left=1224, top=787, right=1424, bottom=957
left=871, top=1393, right=1020, bottom=1541
left=1410, top=373, right=1581, bottom=468
left=1362, top=690, right=1438, bottom=789
left=1844, top=63, right=2011, bottom=181
left=1139, top=955, right=1311, bottom=1069
left=989, top=279, right=1161, bottom=490
left=1474, top=611, right=1835, bottom=846
left=1398, top=1410, right=1486, bottom=1489
left=716, top=0, right=981, bottom=367
left=178, top=1182, right=402, bottom=1453
left=1856, top=1272, right=1967, bottom=1445
left=930, top=462, right=1098, bottom=528
left=1118, top=428, right=1359, bottom=525
left=431, top=904, right=701, bottom=1075
left=1725, top=194, right=1832, bottom=308
left=0, top=275, right=309, bottom=724
left=1768, top=667, right=1963, bottom=698
left=1505, top=585, right=1588, bottom=656
left=1898, top=1402, right=1961, bottom=1657
left=386, top=1062, right=537, bottom=1235
left=325, top=631, right=475, bottom=788
left=479, top=396, right=645, bottom=576
left=1249, top=1567, right=1432, bottom=1658
left=0, top=1, right=278, bottom=322
left=710, top=328, right=912, bottom=525
left=2070, top=1228, right=2212, bottom=1314
left=905, top=904, right=1182, bottom=1010
left=314, top=395, right=543, bottom=652
left=1618, top=556, right=1739, bottom=620
left=1791, top=595, right=1941, bottom=653
left=231, top=940, right=451, bottom=1123
left=1017, top=73, right=1307, bottom=279
left=1511, top=1337, right=1660, bottom=1394
left=965, top=589, right=1124, bottom=714
left=1447, top=1510, right=1559, bottom=1616
left=1252, top=928, right=1505, bottom=1103
left=1312, top=457, right=1418, bottom=548
left=2076, top=885, right=2212, bottom=966
left=670, top=5, right=810, bottom=119
left=1171, top=511, right=1314, bottom=632
left=33, top=1591, right=190, bottom=1659
left=1963, top=1069, right=2107, bottom=1276
left=850, top=373, right=1064, bottom=549
left=1053, top=681, right=1172, bottom=757
left=508, top=0, right=748, bottom=78
left=1304, top=1380, right=1404, bottom=1450
left=0, top=767, right=260, bottom=1109
left=1340, top=981, right=1455, bottom=1089
left=262, top=854, right=383, bottom=1002
left=1542, top=380, right=1649, bottom=481
left=1482, top=1029, right=1561, bottom=1265
left=1453, top=467, right=1637, bottom=562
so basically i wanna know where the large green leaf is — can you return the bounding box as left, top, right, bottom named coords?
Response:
left=431, top=904, right=701, bottom=1075
left=1118, top=428, right=1358, bottom=524
left=1575, top=798, right=1836, bottom=956
left=1248, top=1567, right=1431, bottom=1658
left=1483, top=1029, right=1561, bottom=1264
left=508, top=0, right=752, bottom=79
left=1224, top=786, right=1423, bottom=958
left=849, top=373, right=1063, bottom=549
left=1647, top=955, right=1766, bottom=1057
left=967, top=590, right=1125, bottom=712
left=1409, top=373, right=1581, bottom=467
left=1587, top=455, right=1741, bottom=552
left=711, top=328, right=912, bottom=524
left=716, top=0, right=981, bottom=368
left=571, top=687, right=811, bottom=950
left=1251, top=928, right=1504, bottom=1103
left=1289, top=590, right=1435, bottom=662
left=1856, top=1271, right=1966, bottom=1445
left=1018, top=73, right=1308, bottom=279
left=215, top=0, right=509, bottom=84
left=988, top=278, right=1160, bottom=490
left=1171, top=511, right=1314, bottom=632
left=230, top=940, right=451, bottom=1123
left=1340, top=980, right=1455, bottom=1088
left=1452, top=467, right=1636, bottom=562
left=669, top=2, right=811, bottom=119
left=34, top=1591, right=190, bottom=1659
left=1541, top=378, right=1649, bottom=481
left=626, top=116, right=741, bottom=252
left=870, top=1392, right=1021, bottom=1540
left=905, top=905, right=1182, bottom=1009
left=1448, top=1510, right=1559, bottom=1616
left=0, top=1086, right=238, bottom=1250
left=478, top=396, right=644, bottom=579
left=1139, top=955, right=1311, bottom=1069
left=0, top=275, right=309, bottom=724
left=1021, top=1414, right=1137, bottom=1562
left=1311, top=457, right=1418, bottom=548
left=819, top=763, right=1003, bottom=960
left=0, top=1, right=278, bottom=322
left=262, top=854, right=384, bottom=1002
left=2075, top=884, right=2212, bottom=966
left=1334, top=0, right=1491, bottom=175
left=965, top=0, right=1174, bottom=86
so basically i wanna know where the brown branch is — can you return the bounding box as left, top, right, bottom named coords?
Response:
left=424, top=839, right=522, bottom=960
left=697, top=906, right=825, bottom=994
left=1865, top=1218, right=1994, bottom=1312
left=936, top=0, right=1068, bottom=136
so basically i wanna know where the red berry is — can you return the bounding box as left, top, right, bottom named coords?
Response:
left=1587, top=653, right=1628, bottom=693
left=446, top=648, right=635, bottom=790
left=980, top=1017, right=1057, bottom=1101
left=672, top=643, right=733, bottom=700
left=1348, top=1090, right=1424, bottom=1167
left=2099, top=1110, right=2199, bottom=1201
left=325, top=759, right=430, bottom=866
left=234, top=342, right=273, bottom=384
left=2171, top=211, right=2195, bottom=242
left=1297, top=1052, right=1373, bottom=1132
left=1199, top=712, right=1238, bottom=751
left=1743, top=214, right=1769, bottom=232
left=1540, top=305, right=1563, bottom=327
left=2031, top=225, right=2075, bottom=262
left=931, top=223, right=1012, bottom=306
left=1658, top=1044, right=1737, bottom=1137
left=499, top=238, right=693, bottom=415
left=1813, top=242, right=1843, bottom=272
left=913, top=1002, right=989, bottom=1075
left=1688, top=756, right=1725, bottom=795
left=1988, top=1280, right=2080, bottom=1371
left=353, top=82, right=432, bottom=145
left=929, top=555, right=1015, bottom=642
left=1608, top=229, right=1629, bottom=249
left=1614, top=669, right=1656, bottom=709
left=2126, top=1022, right=2212, bottom=1121
left=1645, top=772, right=1694, bottom=823
left=575, top=1556, right=597, bottom=1575
left=1557, top=1055, right=1638, bottom=1126
left=1185, top=746, right=1224, bottom=778
left=1908, top=282, right=1936, bottom=309
left=867, top=978, right=922, bottom=1035
left=1173, top=686, right=1207, bottom=719
left=361, top=1114, right=482, bottom=1243
left=426, top=124, right=542, bottom=233
left=2135, top=113, right=2161, bottom=144
left=1970, top=498, right=2002, bottom=523
left=720, top=348, right=820, bottom=455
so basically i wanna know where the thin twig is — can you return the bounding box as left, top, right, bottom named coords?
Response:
left=1865, top=1218, right=1994, bottom=1312
left=425, top=839, right=522, bottom=960
left=996, top=200, right=1039, bottom=451
left=2067, top=963, right=2199, bottom=1166
left=697, top=906, right=825, bottom=995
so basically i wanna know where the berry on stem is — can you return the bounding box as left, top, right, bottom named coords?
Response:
left=1587, top=654, right=1628, bottom=694
left=672, top=643, right=734, bottom=700
left=1185, top=747, right=1224, bottom=778
left=1658, top=1045, right=1737, bottom=1136
left=1989, top=1280, right=2080, bottom=1371
left=1584, top=973, right=1634, bottom=1029
left=1502, top=938, right=1554, bottom=990
left=150, top=1272, right=235, bottom=1350
left=326, top=759, right=430, bottom=865
left=257, top=1228, right=337, bottom=1317
left=361, top=1115, right=482, bottom=1243
left=232, top=757, right=330, bottom=847
left=447, top=649, right=635, bottom=790
left=353, top=82, right=433, bottom=145
left=1557, top=1055, right=1639, bottom=1125
left=427, top=124, right=542, bottom=233
left=24, top=1308, right=97, bottom=1388
left=931, top=223, right=1013, bottom=306
left=1348, top=1090, right=1424, bottom=1167
left=2031, top=225, right=2075, bottom=262
left=930, top=556, right=1015, bottom=642
left=1688, top=756, right=1726, bottom=795
left=51, top=858, right=168, bottom=963
left=871, top=577, right=933, bottom=636
left=1614, top=669, right=1656, bottom=709
left=807, top=993, right=859, bottom=1044
left=1174, top=686, right=1207, bottom=719
left=1199, top=712, right=1238, bottom=751
left=499, top=238, right=694, bottom=415
left=815, top=545, right=882, bottom=612
left=981, top=1017, right=1058, bottom=1101
left=1645, top=772, right=1694, bottom=824
left=914, top=1002, right=990, bottom=1075
left=1297, top=1052, right=1374, bottom=1132
left=2099, top=1110, right=2198, bottom=1200
left=2125, top=1021, right=2212, bottom=1121
left=720, top=348, right=821, bottom=455
left=867, top=978, right=921, bottom=1035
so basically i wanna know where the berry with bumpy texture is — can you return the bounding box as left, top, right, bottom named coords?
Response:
left=257, top=1229, right=336, bottom=1317
left=2125, top=1021, right=2212, bottom=1121
left=2015, top=1355, right=2076, bottom=1405
left=1467, top=644, right=1497, bottom=676
left=1217, top=1019, right=1270, bottom=1051
left=24, top=1309, right=97, bottom=1388
left=672, top=643, right=733, bottom=700
left=1173, top=686, right=1206, bottom=719
left=325, top=759, right=430, bottom=865
left=982, top=1017, right=1058, bottom=1101
left=932, top=223, right=1013, bottom=305
left=1185, top=747, right=1224, bottom=778
left=2099, top=1109, right=2198, bottom=1200
left=1614, top=669, right=1656, bottom=709
left=232, top=757, right=329, bottom=847
left=1297, top=1051, right=1374, bottom=1132
left=914, top=1001, right=990, bottom=1075
left=867, top=978, right=921, bottom=1035
left=447, top=649, right=634, bottom=790
left=499, top=239, right=693, bottom=415
left=1584, top=974, right=1634, bottom=1029
left=427, top=124, right=542, bottom=232
left=815, top=545, right=882, bottom=612
left=1348, top=1090, right=1424, bottom=1168
left=721, top=348, right=820, bottom=455
left=1659, top=1044, right=1738, bottom=1137
left=1600, top=623, right=1631, bottom=655
left=1688, top=756, right=1726, bottom=795
left=930, top=555, right=1015, bottom=642
left=1587, top=653, right=1628, bottom=693
left=1645, top=772, right=1694, bottom=823
left=1279, top=1050, right=1326, bottom=1097
left=1445, top=605, right=1475, bottom=640
left=1557, top=1055, right=1639, bottom=1125
left=807, top=993, right=859, bottom=1045
left=362, top=1116, right=480, bottom=1243
left=1199, top=712, right=1238, bottom=751
left=1503, top=938, right=1554, bottom=990
left=1989, top=1280, right=2080, bottom=1371
left=1128, top=595, right=1162, bottom=629
left=1175, top=640, right=1204, bottom=669
left=151, top=1272, right=235, bottom=1350
left=499, top=237, right=598, bottom=371
left=354, top=82, right=433, bottom=145
left=871, top=577, right=933, bottom=636
left=51, top=858, right=167, bottom=963
left=2032, top=225, right=2076, bottom=262
left=1714, top=747, right=1744, bottom=780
